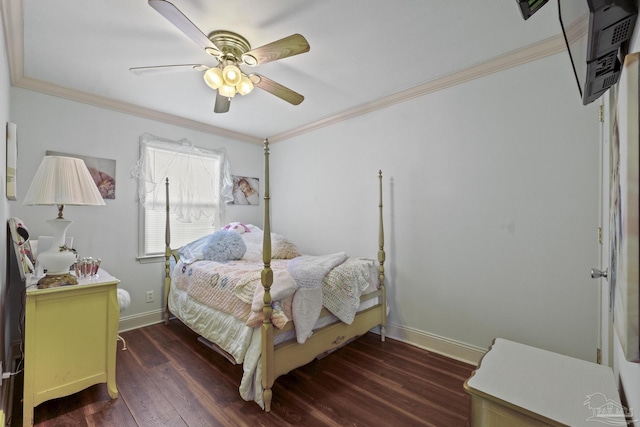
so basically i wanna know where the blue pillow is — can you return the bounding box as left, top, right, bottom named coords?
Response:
left=203, top=230, right=246, bottom=262
left=178, top=234, right=212, bottom=264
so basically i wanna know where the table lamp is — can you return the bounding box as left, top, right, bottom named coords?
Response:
left=23, top=155, right=105, bottom=288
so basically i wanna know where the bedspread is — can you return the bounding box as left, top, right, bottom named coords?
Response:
left=171, top=254, right=380, bottom=409
left=172, top=254, right=377, bottom=343
left=172, top=259, right=266, bottom=324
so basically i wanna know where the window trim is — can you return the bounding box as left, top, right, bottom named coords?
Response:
left=134, top=134, right=233, bottom=261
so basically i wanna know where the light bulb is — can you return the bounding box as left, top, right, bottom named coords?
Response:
left=203, top=68, right=223, bottom=89
left=236, top=75, right=254, bottom=96
left=222, top=65, right=242, bottom=86
left=219, top=84, right=236, bottom=98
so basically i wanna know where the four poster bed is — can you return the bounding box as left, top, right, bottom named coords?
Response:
left=163, top=140, right=387, bottom=411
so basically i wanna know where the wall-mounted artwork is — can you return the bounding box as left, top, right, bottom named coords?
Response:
left=610, top=52, right=639, bottom=362
left=230, top=175, right=259, bottom=205
left=46, top=151, right=116, bottom=199
left=6, top=122, right=17, bottom=201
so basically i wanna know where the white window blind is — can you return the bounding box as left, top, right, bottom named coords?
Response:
left=134, top=134, right=233, bottom=259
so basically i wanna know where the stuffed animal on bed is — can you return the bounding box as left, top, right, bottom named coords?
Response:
left=203, top=230, right=247, bottom=262
left=223, top=222, right=251, bottom=234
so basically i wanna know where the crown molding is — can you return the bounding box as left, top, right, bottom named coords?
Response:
left=0, top=0, right=262, bottom=145
left=2, top=0, right=575, bottom=144
left=14, top=75, right=263, bottom=144
left=269, top=33, right=569, bottom=143
left=1, top=0, right=23, bottom=86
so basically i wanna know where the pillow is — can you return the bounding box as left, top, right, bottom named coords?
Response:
left=178, top=234, right=213, bottom=264
left=223, top=222, right=251, bottom=234
left=239, top=227, right=301, bottom=261
left=202, top=230, right=247, bottom=262
left=245, top=224, right=261, bottom=233
left=241, top=228, right=263, bottom=262
left=271, top=234, right=301, bottom=259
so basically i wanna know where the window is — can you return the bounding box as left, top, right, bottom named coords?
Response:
left=133, top=134, right=233, bottom=259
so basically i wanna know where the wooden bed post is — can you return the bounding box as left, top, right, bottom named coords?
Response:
left=378, top=170, right=387, bottom=341
left=261, top=139, right=275, bottom=412
left=164, top=177, right=171, bottom=326
left=159, top=142, right=388, bottom=412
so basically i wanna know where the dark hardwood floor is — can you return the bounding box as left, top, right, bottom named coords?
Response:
left=11, top=320, right=475, bottom=426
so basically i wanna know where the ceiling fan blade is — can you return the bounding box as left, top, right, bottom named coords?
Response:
left=250, top=74, right=304, bottom=105
left=214, top=93, right=231, bottom=113
left=148, top=0, right=222, bottom=56
left=129, top=64, right=209, bottom=75
left=241, top=34, right=310, bottom=66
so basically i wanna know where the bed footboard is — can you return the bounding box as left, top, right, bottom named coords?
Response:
left=259, top=139, right=387, bottom=412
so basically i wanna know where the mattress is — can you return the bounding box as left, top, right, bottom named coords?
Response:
left=167, top=255, right=381, bottom=408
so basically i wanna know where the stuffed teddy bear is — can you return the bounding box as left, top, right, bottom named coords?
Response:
left=223, top=222, right=250, bottom=234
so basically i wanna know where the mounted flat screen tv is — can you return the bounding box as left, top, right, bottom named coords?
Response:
left=558, top=0, right=637, bottom=104
left=518, top=0, right=550, bottom=20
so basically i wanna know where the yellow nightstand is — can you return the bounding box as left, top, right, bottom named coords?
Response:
left=22, top=269, right=120, bottom=427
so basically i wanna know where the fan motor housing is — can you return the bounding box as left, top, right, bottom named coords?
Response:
left=207, top=31, right=251, bottom=59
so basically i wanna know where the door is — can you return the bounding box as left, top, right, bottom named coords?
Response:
left=597, top=96, right=614, bottom=366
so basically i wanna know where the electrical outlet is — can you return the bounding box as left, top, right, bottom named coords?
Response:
left=145, top=290, right=154, bottom=303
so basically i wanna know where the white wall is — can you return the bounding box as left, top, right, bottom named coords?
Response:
left=0, top=3, right=11, bottom=367
left=270, top=50, right=602, bottom=362
left=4, top=10, right=639, bottom=422
left=8, top=88, right=264, bottom=326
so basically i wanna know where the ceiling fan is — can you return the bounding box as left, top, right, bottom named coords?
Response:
left=131, top=0, right=311, bottom=113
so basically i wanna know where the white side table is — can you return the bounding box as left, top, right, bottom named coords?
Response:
left=464, top=338, right=625, bottom=426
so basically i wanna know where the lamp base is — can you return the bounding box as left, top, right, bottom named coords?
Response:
left=37, top=273, right=78, bottom=289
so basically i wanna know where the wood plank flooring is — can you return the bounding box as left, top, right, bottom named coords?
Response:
left=11, top=320, right=475, bottom=426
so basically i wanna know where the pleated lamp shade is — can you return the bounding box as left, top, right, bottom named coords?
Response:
left=23, top=156, right=106, bottom=282
left=23, top=156, right=105, bottom=213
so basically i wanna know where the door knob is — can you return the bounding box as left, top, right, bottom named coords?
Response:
left=591, top=268, right=608, bottom=279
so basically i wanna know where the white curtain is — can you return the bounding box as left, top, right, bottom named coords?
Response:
left=131, top=133, right=233, bottom=224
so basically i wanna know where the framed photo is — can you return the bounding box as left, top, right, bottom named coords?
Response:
left=6, top=122, right=17, bottom=201
left=46, top=151, right=116, bottom=199
left=230, top=175, right=260, bottom=205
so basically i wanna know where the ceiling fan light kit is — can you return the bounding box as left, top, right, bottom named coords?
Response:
left=222, top=64, right=242, bottom=86
left=237, top=75, right=254, bottom=96
left=218, top=83, right=237, bottom=98
left=143, top=0, right=310, bottom=113
left=203, top=67, right=224, bottom=89
left=203, top=63, right=255, bottom=98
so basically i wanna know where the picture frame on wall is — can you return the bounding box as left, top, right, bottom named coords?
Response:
left=46, top=151, right=116, bottom=200
left=6, top=122, right=17, bottom=201
left=229, top=175, right=260, bottom=205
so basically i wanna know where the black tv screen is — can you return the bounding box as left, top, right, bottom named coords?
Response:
left=518, top=0, right=550, bottom=20
left=558, top=0, right=637, bottom=105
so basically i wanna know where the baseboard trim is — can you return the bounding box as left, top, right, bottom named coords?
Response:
left=385, top=323, right=485, bottom=366
left=120, top=310, right=486, bottom=366
left=119, top=309, right=165, bottom=333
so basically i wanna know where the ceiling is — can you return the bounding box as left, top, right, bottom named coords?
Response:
left=2, top=0, right=565, bottom=144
